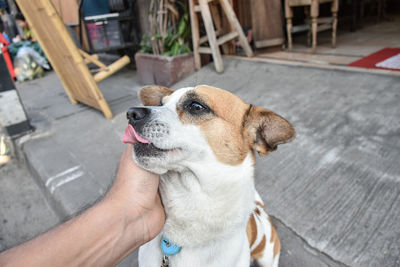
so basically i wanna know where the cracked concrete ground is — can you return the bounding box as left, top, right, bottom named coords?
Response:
left=3, top=57, right=399, bottom=266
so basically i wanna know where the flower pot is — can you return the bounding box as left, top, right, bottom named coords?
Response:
left=135, top=52, right=195, bottom=87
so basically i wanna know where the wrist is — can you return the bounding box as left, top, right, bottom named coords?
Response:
left=82, top=199, right=144, bottom=266
left=105, top=194, right=163, bottom=244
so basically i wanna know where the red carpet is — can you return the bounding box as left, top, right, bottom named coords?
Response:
left=348, top=48, right=400, bottom=71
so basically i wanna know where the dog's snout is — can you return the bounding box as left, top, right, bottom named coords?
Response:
left=127, top=107, right=150, bottom=123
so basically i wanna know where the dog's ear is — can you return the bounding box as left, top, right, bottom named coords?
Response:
left=139, top=86, right=174, bottom=106
left=245, top=106, right=296, bottom=156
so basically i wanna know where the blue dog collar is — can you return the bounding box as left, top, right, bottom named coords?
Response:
left=161, top=236, right=182, bottom=256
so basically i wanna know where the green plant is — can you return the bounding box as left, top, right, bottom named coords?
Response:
left=140, top=0, right=191, bottom=56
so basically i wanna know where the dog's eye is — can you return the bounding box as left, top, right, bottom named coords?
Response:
left=186, top=101, right=208, bottom=114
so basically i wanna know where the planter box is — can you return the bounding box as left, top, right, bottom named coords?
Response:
left=135, top=52, right=195, bottom=87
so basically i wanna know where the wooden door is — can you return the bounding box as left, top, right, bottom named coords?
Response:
left=250, top=0, right=285, bottom=48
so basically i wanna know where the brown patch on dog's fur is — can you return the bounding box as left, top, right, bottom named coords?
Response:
left=176, top=85, right=295, bottom=165
left=245, top=106, right=296, bottom=156
left=140, top=86, right=174, bottom=106
left=268, top=217, right=281, bottom=257
left=255, top=201, right=264, bottom=208
left=251, top=234, right=266, bottom=258
left=177, top=85, right=254, bottom=165
left=246, top=214, right=258, bottom=247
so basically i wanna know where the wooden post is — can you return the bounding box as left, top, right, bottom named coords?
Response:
left=84, top=54, right=99, bottom=64
left=331, top=0, right=339, bottom=48
left=94, top=56, right=130, bottom=83
left=189, top=0, right=201, bottom=70
left=210, top=3, right=230, bottom=55
left=199, top=0, right=224, bottom=73
left=79, top=50, right=108, bottom=70
left=310, top=0, right=319, bottom=53
left=219, top=0, right=253, bottom=57
left=285, top=1, right=293, bottom=51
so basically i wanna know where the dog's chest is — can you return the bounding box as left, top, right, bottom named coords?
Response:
left=158, top=169, right=255, bottom=247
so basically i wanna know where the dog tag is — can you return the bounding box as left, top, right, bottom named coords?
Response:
left=161, top=237, right=181, bottom=255
left=161, top=255, right=169, bottom=267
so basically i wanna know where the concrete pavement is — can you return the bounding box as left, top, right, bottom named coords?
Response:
left=0, top=159, right=59, bottom=251
left=4, top=57, right=400, bottom=266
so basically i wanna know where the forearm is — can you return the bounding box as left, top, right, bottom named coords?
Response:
left=0, top=199, right=141, bottom=267
left=0, top=145, right=164, bottom=266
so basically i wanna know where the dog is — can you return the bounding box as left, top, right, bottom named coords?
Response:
left=123, top=85, right=295, bottom=267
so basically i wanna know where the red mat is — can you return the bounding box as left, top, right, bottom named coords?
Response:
left=348, top=48, right=400, bottom=71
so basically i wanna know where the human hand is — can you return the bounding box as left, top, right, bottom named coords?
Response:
left=0, top=145, right=165, bottom=267
left=105, top=145, right=165, bottom=245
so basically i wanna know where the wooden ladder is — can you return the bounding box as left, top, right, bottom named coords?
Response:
left=189, top=0, right=254, bottom=73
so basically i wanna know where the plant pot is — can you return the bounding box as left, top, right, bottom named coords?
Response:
left=135, top=52, right=195, bottom=87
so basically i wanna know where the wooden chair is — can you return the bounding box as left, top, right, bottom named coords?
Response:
left=188, top=0, right=253, bottom=73
left=16, top=0, right=130, bottom=119
left=285, top=0, right=339, bottom=53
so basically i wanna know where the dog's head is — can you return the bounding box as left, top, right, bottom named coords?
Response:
left=123, top=85, right=295, bottom=174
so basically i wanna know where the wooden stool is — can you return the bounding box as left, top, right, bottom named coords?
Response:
left=285, top=0, right=339, bottom=53
left=189, top=0, right=253, bottom=73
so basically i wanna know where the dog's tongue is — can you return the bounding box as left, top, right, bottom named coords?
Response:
left=123, top=125, right=151, bottom=145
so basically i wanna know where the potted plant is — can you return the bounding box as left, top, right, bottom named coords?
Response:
left=135, top=0, right=195, bottom=87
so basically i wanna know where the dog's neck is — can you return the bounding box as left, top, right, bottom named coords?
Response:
left=159, top=153, right=256, bottom=247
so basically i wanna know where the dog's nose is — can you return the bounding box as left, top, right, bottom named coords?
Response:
left=126, top=107, right=150, bottom=123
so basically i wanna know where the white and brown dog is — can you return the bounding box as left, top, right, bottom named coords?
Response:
left=123, top=85, right=295, bottom=267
